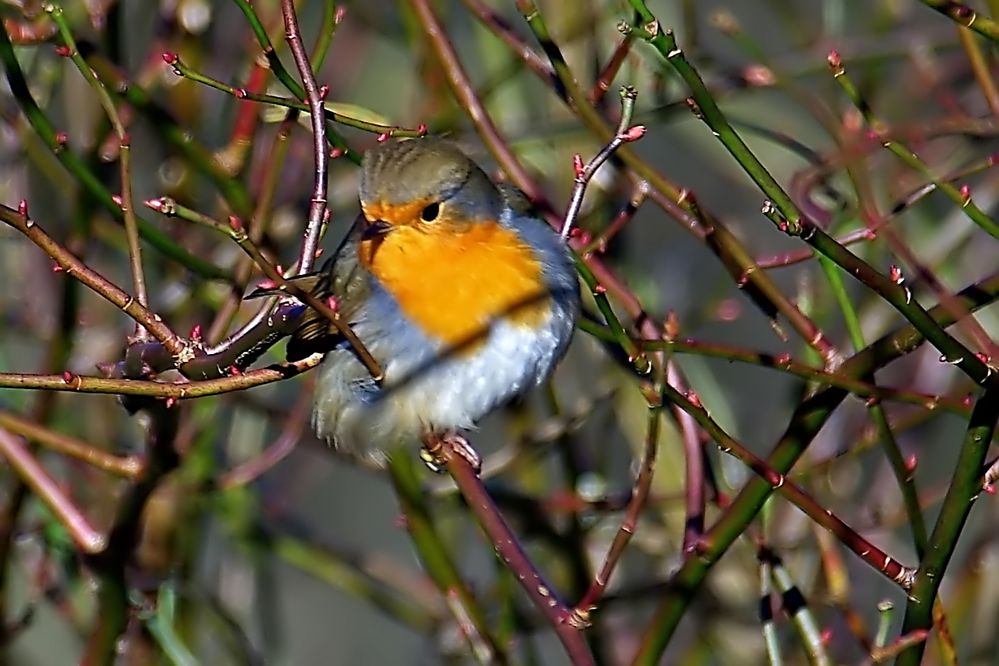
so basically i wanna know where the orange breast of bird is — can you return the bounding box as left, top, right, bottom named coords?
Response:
left=358, top=220, right=551, bottom=351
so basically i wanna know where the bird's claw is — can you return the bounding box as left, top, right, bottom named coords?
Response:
left=420, top=432, right=482, bottom=475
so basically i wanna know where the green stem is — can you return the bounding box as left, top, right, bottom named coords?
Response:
left=386, top=454, right=506, bottom=664
left=896, top=388, right=999, bottom=665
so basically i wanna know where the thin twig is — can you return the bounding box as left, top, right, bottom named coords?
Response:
left=422, top=434, right=595, bottom=666
left=0, top=429, right=106, bottom=554
left=48, top=6, right=148, bottom=341
left=571, top=372, right=664, bottom=624
left=0, top=355, right=321, bottom=399
left=280, top=0, right=327, bottom=275
left=0, top=203, right=189, bottom=360
left=560, top=86, right=645, bottom=240
left=0, top=411, right=143, bottom=479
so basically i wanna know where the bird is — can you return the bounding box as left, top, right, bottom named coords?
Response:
left=285, top=137, right=580, bottom=467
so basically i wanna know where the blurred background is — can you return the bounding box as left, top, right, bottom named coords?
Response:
left=1, top=0, right=998, bottom=663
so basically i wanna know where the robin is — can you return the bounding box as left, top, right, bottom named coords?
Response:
left=286, top=138, right=580, bottom=466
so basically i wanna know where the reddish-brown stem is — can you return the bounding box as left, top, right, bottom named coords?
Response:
left=665, top=384, right=916, bottom=589
left=0, top=411, right=143, bottom=479
left=280, top=0, right=327, bottom=276
left=424, top=434, right=595, bottom=665
left=572, top=379, right=663, bottom=622
left=0, top=355, right=321, bottom=399
left=0, top=429, right=106, bottom=554
left=218, top=390, right=311, bottom=489
left=589, top=31, right=635, bottom=105
left=0, top=203, right=189, bottom=360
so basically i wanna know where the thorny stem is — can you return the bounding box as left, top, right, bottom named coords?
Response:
left=896, top=388, right=999, bottom=665
left=629, top=3, right=997, bottom=387
left=422, top=434, right=595, bottom=666
left=630, top=272, right=999, bottom=664
left=0, top=24, right=229, bottom=280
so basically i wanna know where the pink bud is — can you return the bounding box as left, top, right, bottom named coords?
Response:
left=228, top=365, right=242, bottom=376
left=190, top=324, right=203, bottom=341
left=621, top=125, right=646, bottom=142
left=376, top=133, right=389, bottom=143
left=17, top=199, right=28, bottom=216
left=162, top=52, right=178, bottom=65
left=54, top=45, right=72, bottom=57
left=62, top=371, right=74, bottom=383
left=573, top=153, right=584, bottom=178
left=330, top=147, right=344, bottom=159
left=826, top=50, right=841, bottom=69
left=416, top=123, right=428, bottom=136
left=228, top=215, right=243, bottom=232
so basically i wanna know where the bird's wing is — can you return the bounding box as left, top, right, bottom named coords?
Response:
left=285, top=217, right=370, bottom=361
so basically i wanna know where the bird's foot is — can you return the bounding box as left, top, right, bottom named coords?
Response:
left=420, top=431, right=482, bottom=475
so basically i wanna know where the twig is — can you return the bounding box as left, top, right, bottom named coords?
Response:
left=0, top=429, right=105, bottom=554
left=0, top=411, right=143, bottom=479
left=218, top=391, right=310, bottom=489
left=589, top=26, right=636, bottom=105
left=279, top=0, right=327, bottom=276
left=0, top=202, right=190, bottom=361
left=422, top=434, right=595, bottom=665
left=0, top=25, right=230, bottom=280
left=560, top=86, right=645, bottom=240
left=144, top=199, right=384, bottom=380
left=571, top=373, right=664, bottom=624
left=918, top=0, right=999, bottom=44
left=48, top=6, right=148, bottom=340
left=231, top=0, right=356, bottom=162
left=0, top=355, right=321, bottom=399
left=627, top=4, right=996, bottom=387
left=896, top=387, right=999, bottom=665
left=162, top=52, right=428, bottom=139
left=629, top=272, right=999, bottom=664
left=387, top=453, right=508, bottom=664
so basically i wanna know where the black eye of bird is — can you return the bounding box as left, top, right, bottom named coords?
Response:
left=420, top=202, right=440, bottom=222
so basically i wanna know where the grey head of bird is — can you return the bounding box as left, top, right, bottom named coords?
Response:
left=358, top=138, right=505, bottom=237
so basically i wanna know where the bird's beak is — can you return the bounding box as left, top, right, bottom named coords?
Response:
left=361, top=219, right=393, bottom=241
